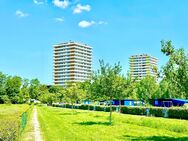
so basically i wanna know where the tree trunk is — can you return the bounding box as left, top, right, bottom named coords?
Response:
left=71, top=103, right=74, bottom=114
left=109, top=100, right=112, bottom=125
left=119, top=99, right=121, bottom=113
left=88, top=104, right=90, bottom=111
left=72, top=103, right=73, bottom=110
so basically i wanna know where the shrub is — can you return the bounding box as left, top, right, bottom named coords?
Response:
left=52, top=104, right=188, bottom=120
left=168, top=108, right=188, bottom=119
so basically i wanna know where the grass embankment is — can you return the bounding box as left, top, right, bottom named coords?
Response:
left=37, top=106, right=188, bottom=141
left=0, top=104, right=30, bottom=141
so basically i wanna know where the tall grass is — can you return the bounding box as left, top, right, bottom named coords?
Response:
left=0, top=104, right=30, bottom=141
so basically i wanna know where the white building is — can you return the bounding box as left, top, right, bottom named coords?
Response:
left=129, top=54, right=158, bottom=81
left=53, top=41, right=92, bottom=86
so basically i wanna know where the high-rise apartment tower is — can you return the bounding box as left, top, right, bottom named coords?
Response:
left=129, top=54, right=158, bottom=81
left=53, top=41, right=92, bottom=86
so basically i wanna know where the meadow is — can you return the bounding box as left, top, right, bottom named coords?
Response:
left=37, top=106, right=188, bottom=141
left=0, top=104, right=30, bottom=141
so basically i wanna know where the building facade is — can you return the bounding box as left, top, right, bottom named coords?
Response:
left=129, top=54, right=158, bottom=81
left=53, top=41, right=92, bottom=86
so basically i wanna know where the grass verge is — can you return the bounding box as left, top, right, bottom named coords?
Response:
left=37, top=106, right=188, bottom=141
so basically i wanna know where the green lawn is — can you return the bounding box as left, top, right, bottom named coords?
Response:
left=0, top=104, right=30, bottom=141
left=37, top=106, right=188, bottom=141
left=0, top=104, right=29, bottom=117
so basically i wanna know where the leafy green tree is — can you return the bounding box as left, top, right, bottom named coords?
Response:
left=156, top=79, right=171, bottom=98
left=113, top=75, right=126, bottom=113
left=65, top=82, right=86, bottom=109
left=136, top=76, right=158, bottom=104
left=1, top=95, right=10, bottom=104
left=5, top=76, right=22, bottom=104
left=0, top=72, right=8, bottom=103
left=20, top=78, right=30, bottom=103
left=29, top=79, right=40, bottom=99
left=116, top=73, right=138, bottom=112
left=80, top=81, right=92, bottom=100
left=38, top=85, right=57, bottom=105
left=48, top=85, right=65, bottom=102
left=161, top=40, right=188, bottom=98
left=91, top=60, right=123, bottom=124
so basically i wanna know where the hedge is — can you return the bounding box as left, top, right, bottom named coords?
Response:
left=52, top=103, right=188, bottom=120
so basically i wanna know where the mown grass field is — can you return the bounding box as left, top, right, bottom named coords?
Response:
left=37, top=106, right=188, bottom=141
left=0, top=104, right=30, bottom=141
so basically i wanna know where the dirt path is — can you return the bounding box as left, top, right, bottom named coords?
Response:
left=33, top=106, right=43, bottom=141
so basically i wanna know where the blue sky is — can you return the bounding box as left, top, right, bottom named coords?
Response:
left=1, top=0, right=188, bottom=84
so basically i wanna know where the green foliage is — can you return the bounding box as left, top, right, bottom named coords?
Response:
left=136, top=76, right=158, bottom=104
left=161, top=40, right=188, bottom=99
left=161, top=40, right=174, bottom=56
left=29, top=79, right=40, bottom=99
left=168, top=107, right=188, bottom=119
left=91, top=60, right=123, bottom=124
left=64, top=82, right=86, bottom=108
left=0, top=72, right=7, bottom=100
left=5, top=76, right=22, bottom=104
left=48, top=85, right=66, bottom=102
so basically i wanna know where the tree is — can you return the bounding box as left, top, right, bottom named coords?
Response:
left=116, top=73, right=138, bottom=112
left=29, top=79, right=40, bottom=99
left=5, top=76, right=22, bottom=104
left=0, top=72, right=8, bottom=103
left=80, top=81, right=93, bottom=106
left=161, top=40, right=188, bottom=98
left=64, top=82, right=86, bottom=110
left=20, top=78, right=30, bottom=103
left=156, top=79, right=171, bottom=98
left=48, top=85, right=65, bottom=102
left=114, top=75, right=126, bottom=113
left=38, top=85, right=59, bottom=105
left=91, top=60, right=123, bottom=124
left=136, top=76, right=158, bottom=104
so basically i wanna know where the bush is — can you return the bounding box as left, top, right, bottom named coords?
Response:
left=168, top=108, right=188, bottom=119
left=121, top=106, right=146, bottom=115
left=52, top=104, right=188, bottom=120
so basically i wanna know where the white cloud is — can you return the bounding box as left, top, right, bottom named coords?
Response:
left=33, top=0, right=44, bottom=5
left=55, top=17, right=64, bottom=22
left=78, top=20, right=95, bottom=28
left=53, top=0, right=69, bottom=9
left=98, top=21, right=108, bottom=25
left=15, top=10, right=29, bottom=18
left=73, top=4, right=91, bottom=14
left=78, top=20, right=108, bottom=28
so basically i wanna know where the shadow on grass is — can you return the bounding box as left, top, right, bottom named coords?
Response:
left=93, top=115, right=102, bottom=118
left=121, top=135, right=188, bottom=141
left=58, top=112, right=82, bottom=116
left=74, top=121, right=111, bottom=126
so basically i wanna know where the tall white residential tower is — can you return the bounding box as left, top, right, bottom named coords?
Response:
left=53, top=41, right=92, bottom=86
left=129, top=54, right=158, bottom=81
